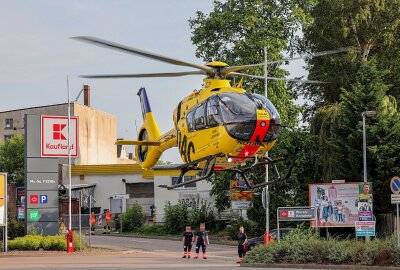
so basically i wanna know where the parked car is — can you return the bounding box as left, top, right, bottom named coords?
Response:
left=246, top=228, right=293, bottom=251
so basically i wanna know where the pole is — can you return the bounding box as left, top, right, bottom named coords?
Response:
left=89, top=195, right=91, bottom=247
left=67, top=76, right=72, bottom=232
left=4, top=174, right=7, bottom=252
left=120, top=198, right=123, bottom=234
left=277, top=209, right=280, bottom=242
left=397, top=203, right=400, bottom=248
left=79, top=190, right=82, bottom=252
left=362, top=112, right=367, bottom=183
left=264, top=46, right=270, bottom=243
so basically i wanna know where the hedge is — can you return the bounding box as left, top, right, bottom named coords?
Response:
left=244, top=228, right=400, bottom=266
left=8, top=234, right=85, bottom=251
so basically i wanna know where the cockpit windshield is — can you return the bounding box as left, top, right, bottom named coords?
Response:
left=218, top=93, right=257, bottom=123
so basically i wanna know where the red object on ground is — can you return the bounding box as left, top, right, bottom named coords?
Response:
left=263, top=231, right=274, bottom=246
left=66, top=229, right=74, bottom=253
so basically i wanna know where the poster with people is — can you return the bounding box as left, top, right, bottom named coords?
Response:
left=309, top=183, right=360, bottom=227
left=358, top=183, right=373, bottom=221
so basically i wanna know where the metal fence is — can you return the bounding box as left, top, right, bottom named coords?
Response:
left=62, top=214, right=113, bottom=230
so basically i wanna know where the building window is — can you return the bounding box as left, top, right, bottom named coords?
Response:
left=171, top=176, right=196, bottom=188
left=5, top=119, right=13, bottom=129
left=79, top=175, right=85, bottom=183
left=4, top=135, right=13, bottom=142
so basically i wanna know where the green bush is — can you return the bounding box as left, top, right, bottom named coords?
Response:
left=9, top=234, right=85, bottom=251
left=188, top=199, right=216, bottom=230
left=244, top=229, right=400, bottom=266
left=122, top=203, right=147, bottom=232
left=163, top=202, right=189, bottom=234
left=226, top=219, right=262, bottom=240
left=136, top=224, right=167, bottom=235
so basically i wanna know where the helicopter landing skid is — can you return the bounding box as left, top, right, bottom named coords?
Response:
left=158, top=153, right=223, bottom=190
left=231, top=156, right=295, bottom=190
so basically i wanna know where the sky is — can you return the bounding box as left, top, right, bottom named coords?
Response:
left=0, top=1, right=306, bottom=163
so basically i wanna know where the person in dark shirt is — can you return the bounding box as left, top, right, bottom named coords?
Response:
left=182, top=225, right=194, bottom=258
left=194, top=223, right=209, bottom=259
left=237, top=226, right=248, bottom=263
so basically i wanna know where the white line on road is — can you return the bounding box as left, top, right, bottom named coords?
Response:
left=154, top=250, right=168, bottom=252
left=129, top=239, right=153, bottom=243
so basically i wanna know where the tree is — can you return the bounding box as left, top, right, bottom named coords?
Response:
left=189, top=0, right=314, bottom=127
left=300, top=0, right=400, bottom=111
left=0, top=135, right=24, bottom=186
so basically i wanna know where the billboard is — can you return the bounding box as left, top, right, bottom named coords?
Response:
left=0, top=174, right=6, bottom=226
left=41, top=115, right=79, bottom=157
left=309, top=182, right=373, bottom=227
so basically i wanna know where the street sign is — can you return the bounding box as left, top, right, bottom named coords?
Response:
left=41, top=115, right=79, bottom=157
left=230, top=191, right=253, bottom=201
left=230, top=180, right=252, bottom=188
left=231, top=200, right=253, bottom=210
left=391, top=176, right=400, bottom=195
left=278, top=207, right=315, bottom=221
left=112, top=194, right=129, bottom=199
left=355, top=221, right=375, bottom=237
left=84, top=195, right=96, bottom=208
left=262, top=188, right=269, bottom=209
left=392, top=194, right=400, bottom=204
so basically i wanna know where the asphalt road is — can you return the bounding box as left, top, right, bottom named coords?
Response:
left=0, top=235, right=320, bottom=270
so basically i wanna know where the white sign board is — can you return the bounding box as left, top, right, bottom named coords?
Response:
left=391, top=194, right=400, bottom=204
left=41, top=115, right=79, bottom=157
left=112, top=194, right=129, bottom=199
left=231, top=200, right=253, bottom=210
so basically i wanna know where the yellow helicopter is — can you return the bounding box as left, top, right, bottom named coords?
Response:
left=73, top=36, right=348, bottom=189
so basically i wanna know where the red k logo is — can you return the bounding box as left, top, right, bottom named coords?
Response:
left=53, top=124, right=67, bottom=140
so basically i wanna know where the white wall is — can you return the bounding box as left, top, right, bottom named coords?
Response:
left=154, top=175, right=214, bottom=223
left=71, top=173, right=150, bottom=213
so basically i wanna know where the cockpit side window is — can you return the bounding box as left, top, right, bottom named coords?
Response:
left=186, top=110, right=195, bottom=132
left=194, top=103, right=206, bottom=130
left=206, top=97, right=222, bottom=127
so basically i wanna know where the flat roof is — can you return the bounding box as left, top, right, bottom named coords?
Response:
left=0, top=103, right=68, bottom=114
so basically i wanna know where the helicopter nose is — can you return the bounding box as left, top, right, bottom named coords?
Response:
left=249, top=111, right=270, bottom=142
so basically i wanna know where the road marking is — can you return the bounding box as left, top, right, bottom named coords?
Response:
left=154, top=249, right=168, bottom=252
left=129, top=239, right=153, bottom=243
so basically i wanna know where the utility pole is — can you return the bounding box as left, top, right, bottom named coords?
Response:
left=264, top=47, right=270, bottom=243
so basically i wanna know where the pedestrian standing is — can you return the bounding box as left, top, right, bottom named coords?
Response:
left=105, top=209, right=112, bottom=234
left=182, top=225, right=194, bottom=259
left=237, top=226, right=247, bottom=263
left=194, top=223, right=209, bottom=259
left=90, top=212, right=96, bottom=235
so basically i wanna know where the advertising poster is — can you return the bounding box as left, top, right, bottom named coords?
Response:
left=358, top=183, right=373, bottom=221
left=309, top=183, right=360, bottom=227
left=0, top=174, right=5, bottom=226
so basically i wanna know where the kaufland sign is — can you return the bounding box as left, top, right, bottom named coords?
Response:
left=41, top=115, right=78, bottom=157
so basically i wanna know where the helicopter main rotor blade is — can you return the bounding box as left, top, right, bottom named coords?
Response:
left=229, top=72, right=328, bottom=84
left=81, top=70, right=206, bottom=79
left=219, top=65, right=258, bottom=76
left=222, top=47, right=353, bottom=70
left=72, top=36, right=215, bottom=75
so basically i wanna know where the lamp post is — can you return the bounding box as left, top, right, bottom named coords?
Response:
left=362, top=110, right=376, bottom=242
left=362, top=111, right=376, bottom=183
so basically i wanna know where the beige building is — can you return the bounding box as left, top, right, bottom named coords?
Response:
left=0, top=86, right=122, bottom=165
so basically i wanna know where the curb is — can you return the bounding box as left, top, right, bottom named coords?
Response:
left=241, top=263, right=400, bottom=269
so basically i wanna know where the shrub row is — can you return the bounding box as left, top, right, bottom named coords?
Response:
left=244, top=228, right=400, bottom=266
left=8, top=234, right=85, bottom=251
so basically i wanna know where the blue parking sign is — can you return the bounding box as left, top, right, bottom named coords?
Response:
left=40, top=194, right=48, bottom=204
